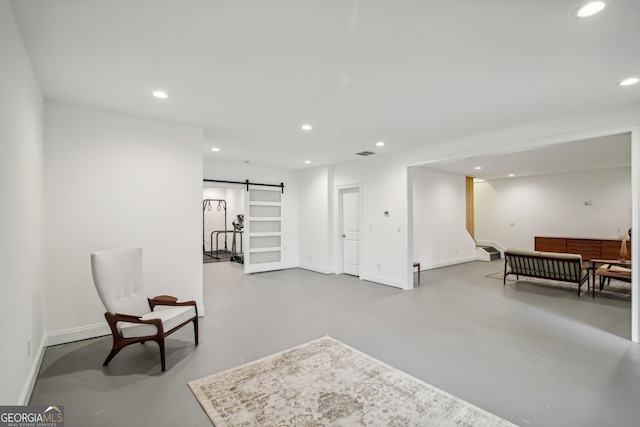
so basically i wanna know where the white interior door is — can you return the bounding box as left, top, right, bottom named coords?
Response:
left=244, top=188, right=284, bottom=274
left=342, top=189, right=360, bottom=276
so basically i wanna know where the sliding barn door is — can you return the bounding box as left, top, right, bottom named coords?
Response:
left=244, top=188, right=285, bottom=274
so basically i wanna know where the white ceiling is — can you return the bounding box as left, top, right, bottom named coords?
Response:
left=423, top=133, right=631, bottom=180
left=10, top=0, right=640, bottom=171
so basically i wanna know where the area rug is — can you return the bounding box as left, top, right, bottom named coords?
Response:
left=188, top=336, right=517, bottom=426
left=487, top=271, right=631, bottom=300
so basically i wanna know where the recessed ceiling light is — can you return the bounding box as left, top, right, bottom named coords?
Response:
left=305, top=160, right=311, bottom=164
left=475, top=166, right=482, bottom=170
left=376, top=141, right=385, bottom=147
left=573, top=1, right=606, bottom=18
left=508, top=174, right=515, bottom=177
left=301, top=124, right=312, bottom=131
left=618, top=77, right=640, bottom=86
left=152, top=90, right=168, bottom=99
left=211, top=147, right=220, bottom=152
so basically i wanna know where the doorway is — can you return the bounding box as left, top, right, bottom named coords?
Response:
left=203, top=185, right=245, bottom=264
left=406, top=129, right=639, bottom=341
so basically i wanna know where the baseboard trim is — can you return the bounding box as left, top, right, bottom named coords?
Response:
left=20, top=323, right=110, bottom=405
left=424, top=256, right=477, bottom=270
left=19, top=337, right=46, bottom=405
left=298, top=264, right=333, bottom=274
left=46, top=323, right=111, bottom=347
left=360, top=273, right=404, bottom=289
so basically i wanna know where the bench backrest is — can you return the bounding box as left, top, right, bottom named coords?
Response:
left=505, top=250, right=584, bottom=282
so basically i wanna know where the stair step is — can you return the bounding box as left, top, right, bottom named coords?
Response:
left=478, top=246, right=501, bottom=260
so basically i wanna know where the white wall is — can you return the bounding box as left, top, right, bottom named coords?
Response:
left=298, top=166, right=333, bottom=274
left=203, top=161, right=299, bottom=268
left=305, top=102, right=640, bottom=293
left=0, top=0, right=45, bottom=404
left=44, top=101, right=204, bottom=343
left=475, top=168, right=632, bottom=251
left=411, top=168, right=477, bottom=269
left=333, top=153, right=410, bottom=288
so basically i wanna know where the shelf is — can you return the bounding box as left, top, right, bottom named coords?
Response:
left=248, top=201, right=281, bottom=207
left=249, top=247, right=281, bottom=253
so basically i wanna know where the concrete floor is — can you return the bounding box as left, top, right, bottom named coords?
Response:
left=30, top=260, right=640, bottom=426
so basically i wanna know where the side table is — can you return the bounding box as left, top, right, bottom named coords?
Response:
left=589, top=259, right=632, bottom=298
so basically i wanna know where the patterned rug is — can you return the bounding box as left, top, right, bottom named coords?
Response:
left=188, top=336, right=516, bottom=426
left=487, top=271, right=631, bottom=300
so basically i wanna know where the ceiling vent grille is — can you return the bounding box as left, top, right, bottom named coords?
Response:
left=355, top=151, right=375, bottom=156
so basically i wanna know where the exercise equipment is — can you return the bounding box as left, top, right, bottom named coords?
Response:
left=230, top=214, right=244, bottom=264
left=203, top=199, right=231, bottom=259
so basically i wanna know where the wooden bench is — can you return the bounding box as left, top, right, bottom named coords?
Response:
left=504, top=249, right=590, bottom=296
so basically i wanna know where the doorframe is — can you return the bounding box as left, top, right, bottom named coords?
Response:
left=335, top=184, right=363, bottom=277
left=631, top=126, right=639, bottom=342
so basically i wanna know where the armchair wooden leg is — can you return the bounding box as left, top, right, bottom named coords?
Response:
left=157, top=337, right=166, bottom=372
left=103, top=345, right=125, bottom=366
left=193, top=318, right=199, bottom=345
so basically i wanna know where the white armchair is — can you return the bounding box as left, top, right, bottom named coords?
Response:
left=90, top=247, right=198, bottom=371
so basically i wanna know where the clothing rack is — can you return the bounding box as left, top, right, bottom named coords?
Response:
left=203, top=179, right=284, bottom=193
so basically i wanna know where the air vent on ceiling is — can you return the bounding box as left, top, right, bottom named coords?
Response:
left=355, top=151, right=376, bottom=156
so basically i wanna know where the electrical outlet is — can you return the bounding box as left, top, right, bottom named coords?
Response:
left=377, top=262, right=381, bottom=269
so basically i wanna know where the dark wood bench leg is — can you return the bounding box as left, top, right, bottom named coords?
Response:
left=503, top=258, right=508, bottom=285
